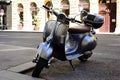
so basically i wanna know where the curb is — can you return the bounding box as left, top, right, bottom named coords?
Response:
left=6, top=62, right=46, bottom=80
left=0, top=30, right=43, bottom=33
left=7, top=62, right=35, bottom=73
left=1, top=30, right=120, bottom=35
left=96, top=32, right=120, bottom=36
left=0, top=70, right=44, bottom=80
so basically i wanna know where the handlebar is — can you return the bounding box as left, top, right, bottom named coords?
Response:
left=43, top=5, right=50, bottom=11
left=43, top=5, right=58, bottom=16
left=42, top=5, right=82, bottom=24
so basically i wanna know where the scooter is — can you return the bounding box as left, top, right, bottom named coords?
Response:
left=32, top=5, right=104, bottom=77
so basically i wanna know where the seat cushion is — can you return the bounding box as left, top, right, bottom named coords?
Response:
left=68, top=25, right=90, bottom=34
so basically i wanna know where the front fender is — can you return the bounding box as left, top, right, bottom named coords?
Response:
left=36, top=42, right=53, bottom=60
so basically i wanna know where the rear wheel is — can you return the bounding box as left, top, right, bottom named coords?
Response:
left=78, top=51, right=93, bottom=62
left=32, top=58, right=48, bottom=77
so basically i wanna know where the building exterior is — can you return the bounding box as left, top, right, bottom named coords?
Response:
left=2, top=0, right=120, bottom=34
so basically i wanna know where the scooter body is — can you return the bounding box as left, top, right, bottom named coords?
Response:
left=36, top=20, right=97, bottom=61
left=32, top=5, right=104, bottom=78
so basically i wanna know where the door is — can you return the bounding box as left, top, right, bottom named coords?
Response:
left=99, top=3, right=116, bottom=32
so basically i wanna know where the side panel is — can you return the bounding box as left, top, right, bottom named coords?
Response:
left=65, top=33, right=97, bottom=60
left=65, top=34, right=84, bottom=60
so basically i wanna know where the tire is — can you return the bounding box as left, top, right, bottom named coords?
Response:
left=32, top=58, right=48, bottom=77
left=78, top=51, right=92, bottom=62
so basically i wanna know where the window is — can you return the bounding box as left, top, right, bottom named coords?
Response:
left=99, top=0, right=116, bottom=3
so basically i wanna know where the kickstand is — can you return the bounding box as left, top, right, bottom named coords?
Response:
left=69, top=60, right=75, bottom=71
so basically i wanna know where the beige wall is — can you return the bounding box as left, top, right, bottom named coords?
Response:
left=90, top=0, right=99, bottom=14
left=8, top=0, right=120, bottom=33
left=115, top=0, right=120, bottom=34
left=11, top=0, right=45, bottom=31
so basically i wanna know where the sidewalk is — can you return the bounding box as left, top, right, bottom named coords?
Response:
left=0, top=62, right=44, bottom=80
left=0, top=70, right=44, bottom=80
left=0, top=30, right=119, bottom=80
left=0, top=31, right=44, bottom=80
left=0, top=54, right=44, bottom=80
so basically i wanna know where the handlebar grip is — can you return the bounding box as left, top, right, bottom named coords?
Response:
left=42, top=5, right=50, bottom=11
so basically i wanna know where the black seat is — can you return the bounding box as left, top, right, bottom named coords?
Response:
left=68, top=25, right=90, bottom=34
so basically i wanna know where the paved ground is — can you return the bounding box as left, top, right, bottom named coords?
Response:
left=0, top=32, right=42, bottom=70
left=25, top=33, right=120, bottom=80
left=0, top=31, right=44, bottom=80
left=0, top=31, right=120, bottom=80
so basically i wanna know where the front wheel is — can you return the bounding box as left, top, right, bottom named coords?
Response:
left=32, top=58, right=48, bottom=77
left=78, top=51, right=93, bottom=62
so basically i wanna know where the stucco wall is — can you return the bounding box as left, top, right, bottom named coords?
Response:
left=8, top=0, right=119, bottom=33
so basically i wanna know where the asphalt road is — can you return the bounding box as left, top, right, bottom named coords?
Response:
left=0, top=32, right=120, bottom=80
left=26, top=33, right=120, bottom=80
left=0, top=32, right=42, bottom=70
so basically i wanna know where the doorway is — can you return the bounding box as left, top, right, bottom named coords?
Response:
left=99, top=1, right=116, bottom=32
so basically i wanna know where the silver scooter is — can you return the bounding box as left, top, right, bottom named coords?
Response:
left=32, top=5, right=104, bottom=77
